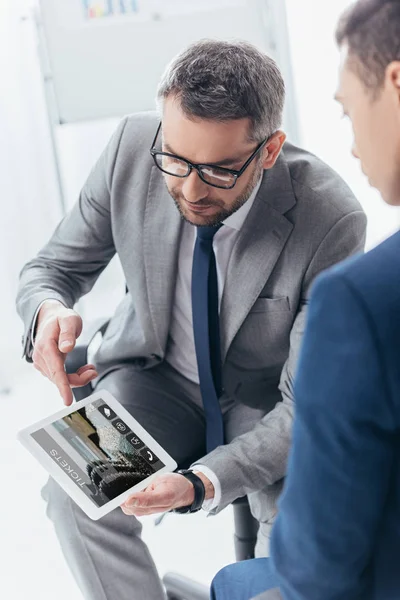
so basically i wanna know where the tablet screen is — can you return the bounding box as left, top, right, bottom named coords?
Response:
left=30, top=397, right=165, bottom=507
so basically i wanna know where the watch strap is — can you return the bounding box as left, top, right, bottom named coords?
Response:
left=172, top=470, right=206, bottom=514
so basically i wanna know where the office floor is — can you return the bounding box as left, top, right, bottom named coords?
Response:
left=1, top=364, right=234, bottom=600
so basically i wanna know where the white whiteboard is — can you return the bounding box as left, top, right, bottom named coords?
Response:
left=37, top=0, right=298, bottom=137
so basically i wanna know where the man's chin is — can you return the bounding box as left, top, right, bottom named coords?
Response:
left=183, top=214, right=222, bottom=227
left=178, top=203, right=224, bottom=226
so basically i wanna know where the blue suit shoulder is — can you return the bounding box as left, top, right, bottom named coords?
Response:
left=312, top=230, right=400, bottom=422
left=315, top=230, right=400, bottom=312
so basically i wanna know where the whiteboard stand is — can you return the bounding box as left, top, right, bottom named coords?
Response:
left=33, top=5, right=67, bottom=215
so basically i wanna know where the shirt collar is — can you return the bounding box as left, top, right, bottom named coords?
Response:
left=222, top=175, right=263, bottom=232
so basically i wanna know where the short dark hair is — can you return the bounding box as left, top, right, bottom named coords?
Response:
left=336, top=0, right=400, bottom=94
left=157, top=39, right=285, bottom=142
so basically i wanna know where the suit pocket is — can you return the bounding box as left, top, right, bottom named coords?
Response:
left=250, top=296, right=290, bottom=313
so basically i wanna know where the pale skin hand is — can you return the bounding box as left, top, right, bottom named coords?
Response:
left=32, top=300, right=98, bottom=406
left=121, top=472, right=215, bottom=516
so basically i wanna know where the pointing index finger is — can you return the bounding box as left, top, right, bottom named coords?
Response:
left=47, top=340, right=74, bottom=405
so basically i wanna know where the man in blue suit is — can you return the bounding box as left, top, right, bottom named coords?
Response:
left=211, top=1, right=400, bottom=598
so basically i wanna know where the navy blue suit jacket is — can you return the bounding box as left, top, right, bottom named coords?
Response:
left=269, top=229, right=400, bottom=600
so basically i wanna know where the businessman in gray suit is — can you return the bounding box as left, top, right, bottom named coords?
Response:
left=17, top=40, right=366, bottom=600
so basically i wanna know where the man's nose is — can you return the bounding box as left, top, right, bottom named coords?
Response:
left=182, top=170, right=210, bottom=203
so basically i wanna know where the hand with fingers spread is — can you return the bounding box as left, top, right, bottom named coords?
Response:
left=32, top=300, right=98, bottom=406
left=121, top=472, right=215, bottom=516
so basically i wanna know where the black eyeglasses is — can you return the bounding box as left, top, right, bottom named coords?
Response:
left=149, top=123, right=268, bottom=190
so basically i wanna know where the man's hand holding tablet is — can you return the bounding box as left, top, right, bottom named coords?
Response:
left=121, top=471, right=215, bottom=516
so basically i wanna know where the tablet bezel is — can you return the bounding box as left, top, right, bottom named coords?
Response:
left=17, top=389, right=178, bottom=520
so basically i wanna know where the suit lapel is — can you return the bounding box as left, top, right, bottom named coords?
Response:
left=143, top=166, right=182, bottom=354
left=220, top=153, right=296, bottom=362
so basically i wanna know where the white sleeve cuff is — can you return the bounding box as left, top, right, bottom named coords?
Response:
left=31, top=300, right=50, bottom=346
left=30, top=299, right=66, bottom=346
left=192, top=464, right=221, bottom=512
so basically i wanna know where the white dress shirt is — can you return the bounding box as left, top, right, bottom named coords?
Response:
left=166, top=178, right=262, bottom=510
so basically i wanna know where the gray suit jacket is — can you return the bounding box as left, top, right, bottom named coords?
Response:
left=16, top=112, right=366, bottom=512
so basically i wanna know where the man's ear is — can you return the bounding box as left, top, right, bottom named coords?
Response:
left=386, top=61, right=400, bottom=99
left=261, top=130, right=287, bottom=170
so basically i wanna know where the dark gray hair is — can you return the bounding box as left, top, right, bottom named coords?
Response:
left=336, top=0, right=400, bottom=95
left=157, top=39, right=285, bottom=142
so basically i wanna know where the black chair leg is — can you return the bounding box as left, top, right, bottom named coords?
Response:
left=232, top=497, right=259, bottom=561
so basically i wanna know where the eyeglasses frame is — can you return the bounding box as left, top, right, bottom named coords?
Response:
left=149, top=122, right=269, bottom=190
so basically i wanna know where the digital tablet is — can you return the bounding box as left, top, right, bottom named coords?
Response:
left=17, top=390, right=177, bottom=520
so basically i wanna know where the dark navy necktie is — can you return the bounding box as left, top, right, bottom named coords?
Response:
left=192, top=225, right=224, bottom=452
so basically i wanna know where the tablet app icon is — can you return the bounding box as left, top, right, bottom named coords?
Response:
left=98, top=405, right=117, bottom=421
left=112, top=419, right=131, bottom=435
left=140, top=447, right=159, bottom=465
left=127, top=434, right=145, bottom=450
